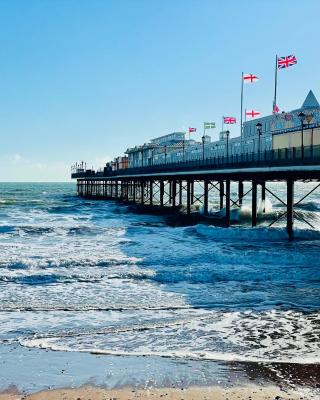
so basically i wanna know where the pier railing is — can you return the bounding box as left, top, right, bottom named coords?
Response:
left=72, top=144, right=320, bottom=179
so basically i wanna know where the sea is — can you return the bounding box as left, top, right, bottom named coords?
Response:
left=0, top=182, right=319, bottom=396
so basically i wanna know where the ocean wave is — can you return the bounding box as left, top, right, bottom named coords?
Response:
left=195, top=224, right=320, bottom=241
left=19, top=309, right=320, bottom=365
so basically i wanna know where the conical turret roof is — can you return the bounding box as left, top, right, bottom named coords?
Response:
left=302, top=90, right=319, bottom=109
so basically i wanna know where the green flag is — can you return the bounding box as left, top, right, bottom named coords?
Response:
left=204, top=122, right=216, bottom=129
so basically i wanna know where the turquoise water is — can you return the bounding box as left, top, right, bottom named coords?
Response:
left=0, top=182, right=319, bottom=392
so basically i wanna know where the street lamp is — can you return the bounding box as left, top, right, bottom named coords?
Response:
left=226, top=130, right=230, bottom=159
left=202, top=135, right=205, bottom=161
left=298, top=112, right=306, bottom=159
left=256, top=122, right=262, bottom=161
left=164, top=145, right=167, bottom=165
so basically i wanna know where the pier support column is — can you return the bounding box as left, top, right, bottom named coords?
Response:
left=219, top=181, right=224, bottom=210
left=172, top=180, right=176, bottom=207
left=140, top=181, right=144, bottom=205
left=225, top=180, right=230, bottom=227
left=287, top=180, right=294, bottom=240
left=252, top=181, right=257, bottom=227
left=160, top=180, right=164, bottom=207
left=191, top=181, right=195, bottom=204
left=204, top=180, right=209, bottom=216
left=238, top=181, right=244, bottom=206
left=115, top=181, right=118, bottom=199
left=261, top=182, right=266, bottom=213
left=149, top=180, right=153, bottom=206
left=179, top=180, right=183, bottom=206
left=187, top=180, right=191, bottom=215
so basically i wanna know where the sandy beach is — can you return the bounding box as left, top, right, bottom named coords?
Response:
left=0, top=385, right=311, bottom=400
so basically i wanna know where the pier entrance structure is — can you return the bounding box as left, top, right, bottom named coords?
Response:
left=71, top=92, right=320, bottom=239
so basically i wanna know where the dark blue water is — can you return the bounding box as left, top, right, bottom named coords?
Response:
left=0, top=182, right=319, bottom=365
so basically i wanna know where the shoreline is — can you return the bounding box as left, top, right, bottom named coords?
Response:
left=0, top=384, right=313, bottom=400
left=0, top=345, right=319, bottom=399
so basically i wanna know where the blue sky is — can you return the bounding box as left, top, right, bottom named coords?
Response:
left=0, top=0, right=319, bottom=181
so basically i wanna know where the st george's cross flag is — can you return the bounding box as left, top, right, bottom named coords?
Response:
left=189, top=127, right=197, bottom=133
left=245, top=110, right=261, bottom=118
left=278, top=55, right=297, bottom=69
left=243, top=74, right=259, bottom=83
left=223, top=117, right=236, bottom=124
left=204, top=122, right=215, bottom=129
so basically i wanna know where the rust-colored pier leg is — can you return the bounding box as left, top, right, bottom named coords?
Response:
left=252, top=180, right=257, bottom=227
left=225, top=180, right=230, bottom=227
left=287, top=179, right=294, bottom=240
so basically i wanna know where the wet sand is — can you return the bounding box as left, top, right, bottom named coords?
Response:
left=0, top=385, right=310, bottom=400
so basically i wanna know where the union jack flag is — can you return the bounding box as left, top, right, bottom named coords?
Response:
left=223, top=117, right=236, bottom=124
left=278, top=55, right=297, bottom=69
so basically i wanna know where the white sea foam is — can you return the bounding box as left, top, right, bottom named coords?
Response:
left=19, top=309, right=320, bottom=364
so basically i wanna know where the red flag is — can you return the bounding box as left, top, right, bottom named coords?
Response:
left=245, top=110, right=261, bottom=118
left=273, top=103, right=280, bottom=113
left=243, top=74, right=259, bottom=83
left=223, top=117, right=236, bottom=124
left=188, top=127, right=196, bottom=133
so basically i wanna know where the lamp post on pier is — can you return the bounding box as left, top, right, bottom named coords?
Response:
left=202, top=135, right=205, bottom=161
left=298, top=112, right=306, bottom=159
left=226, top=130, right=230, bottom=160
left=256, top=122, right=262, bottom=161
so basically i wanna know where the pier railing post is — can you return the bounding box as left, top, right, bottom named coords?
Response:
left=287, top=179, right=294, bottom=240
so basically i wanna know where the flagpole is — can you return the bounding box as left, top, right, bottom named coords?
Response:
left=222, top=116, right=224, bottom=133
left=273, top=54, right=278, bottom=113
left=240, top=72, right=244, bottom=151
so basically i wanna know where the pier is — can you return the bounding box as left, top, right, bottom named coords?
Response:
left=71, top=92, right=320, bottom=239
left=72, top=133, right=320, bottom=240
